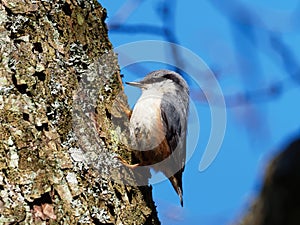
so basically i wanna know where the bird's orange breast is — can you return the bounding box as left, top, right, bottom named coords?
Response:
left=129, top=96, right=171, bottom=166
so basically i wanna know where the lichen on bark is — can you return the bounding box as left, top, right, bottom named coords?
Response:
left=0, top=0, right=159, bottom=224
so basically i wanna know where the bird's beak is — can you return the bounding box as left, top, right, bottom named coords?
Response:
left=125, top=81, right=143, bottom=88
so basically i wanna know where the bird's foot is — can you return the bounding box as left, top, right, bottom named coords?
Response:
left=114, top=155, right=140, bottom=169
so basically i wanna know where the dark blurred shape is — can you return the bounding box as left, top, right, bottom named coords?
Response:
left=108, top=24, right=164, bottom=35
left=239, top=137, right=300, bottom=225
left=270, top=35, right=300, bottom=85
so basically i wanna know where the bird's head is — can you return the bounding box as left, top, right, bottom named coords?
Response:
left=125, top=70, right=189, bottom=96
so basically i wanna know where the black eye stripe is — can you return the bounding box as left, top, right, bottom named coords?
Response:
left=140, top=72, right=188, bottom=93
left=142, top=74, right=182, bottom=86
left=162, top=73, right=182, bottom=86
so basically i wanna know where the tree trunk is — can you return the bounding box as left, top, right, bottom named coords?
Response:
left=0, top=0, right=160, bottom=224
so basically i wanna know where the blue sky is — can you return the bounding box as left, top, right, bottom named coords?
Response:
left=101, top=1, right=300, bottom=224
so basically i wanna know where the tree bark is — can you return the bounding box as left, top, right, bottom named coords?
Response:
left=0, top=0, right=160, bottom=224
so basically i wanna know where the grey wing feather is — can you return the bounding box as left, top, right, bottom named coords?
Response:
left=160, top=99, right=187, bottom=170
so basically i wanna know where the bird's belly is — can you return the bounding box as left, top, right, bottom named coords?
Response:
left=129, top=97, right=170, bottom=165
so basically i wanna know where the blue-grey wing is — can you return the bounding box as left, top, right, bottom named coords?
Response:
left=160, top=98, right=187, bottom=171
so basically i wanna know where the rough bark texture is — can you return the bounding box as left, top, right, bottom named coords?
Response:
left=238, top=138, right=300, bottom=225
left=0, top=0, right=159, bottom=224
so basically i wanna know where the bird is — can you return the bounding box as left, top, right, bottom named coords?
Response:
left=119, top=69, right=189, bottom=207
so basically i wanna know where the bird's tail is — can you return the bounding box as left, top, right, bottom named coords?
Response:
left=169, top=170, right=183, bottom=207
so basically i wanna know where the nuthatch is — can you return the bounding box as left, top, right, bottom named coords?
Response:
left=123, top=69, right=189, bottom=207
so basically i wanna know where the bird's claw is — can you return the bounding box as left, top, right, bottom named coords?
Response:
left=114, top=155, right=140, bottom=169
